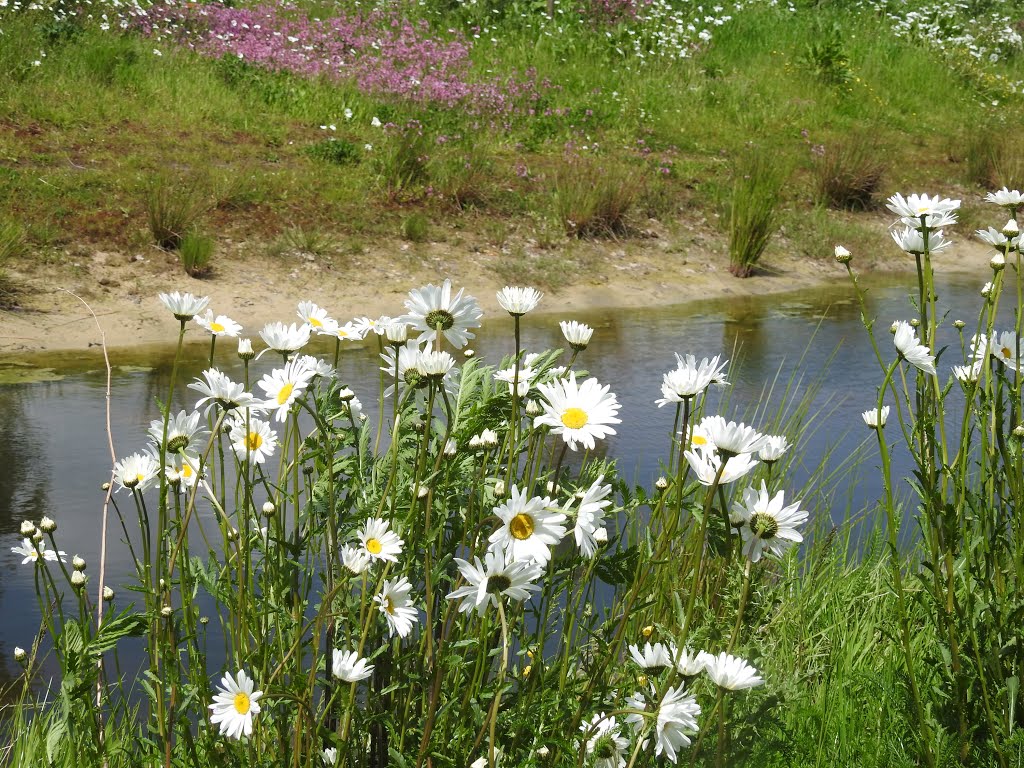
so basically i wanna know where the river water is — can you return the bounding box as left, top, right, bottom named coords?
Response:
left=0, top=269, right=1010, bottom=693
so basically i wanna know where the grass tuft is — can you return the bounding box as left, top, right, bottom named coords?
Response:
left=724, top=149, right=784, bottom=278
left=813, top=134, right=886, bottom=211
left=553, top=160, right=642, bottom=238
left=146, top=179, right=207, bottom=250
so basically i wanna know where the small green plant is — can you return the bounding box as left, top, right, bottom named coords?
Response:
left=179, top=230, right=214, bottom=278
left=400, top=212, right=430, bottom=243
left=723, top=149, right=784, bottom=278
left=431, top=146, right=494, bottom=210
left=271, top=226, right=335, bottom=257
left=303, top=138, right=360, bottom=166
left=0, top=220, right=25, bottom=308
left=962, top=128, right=1024, bottom=190
left=146, top=179, right=207, bottom=250
left=373, top=124, right=432, bottom=201
left=801, top=23, right=853, bottom=86
left=553, top=160, right=641, bottom=238
left=813, top=135, right=886, bottom=210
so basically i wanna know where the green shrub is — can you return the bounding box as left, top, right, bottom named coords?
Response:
left=723, top=149, right=784, bottom=278
left=179, top=230, right=214, bottom=278
left=304, top=138, right=360, bottom=166
left=400, top=212, right=430, bottom=243
left=431, top=146, right=494, bottom=210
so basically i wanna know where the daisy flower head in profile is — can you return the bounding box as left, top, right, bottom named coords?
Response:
left=340, top=544, right=372, bottom=575
left=582, top=713, right=629, bottom=768
left=158, top=291, right=209, bottom=322
left=209, top=669, right=263, bottom=740
left=628, top=641, right=674, bottom=673
left=332, top=321, right=365, bottom=342
left=572, top=474, right=613, bottom=558
left=655, top=353, right=729, bottom=407
left=188, top=368, right=256, bottom=414
left=488, top=485, right=567, bottom=566
left=886, top=192, right=960, bottom=230
left=446, top=548, right=544, bottom=617
left=757, top=434, right=790, bottom=464
left=331, top=650, right=374, bottom=683
left=861, top=405, right=890, bottom=429
left=892, top=320, right=936, bottom=376
left=890, top=226, right=951, bottom=256
left=401, top=278, right=483, bottom=349
left=496, top=286, right=543, bottom=316
left=114, top=451, right=161, bottom=492
left=374, top=576, right=418, bottom=638
left=977, top=226, right=1020, bottom=253
left=194, top=310, right=242, bottom=338
left=162, top=450, right=202, bottom=489
left=684, top=444, right=758, bottom=486
left=703, top=652, right=764, bottom=691
left=380, top=340, right=430, bottom=398
left=953, top=361, right=983, bottom=384
left=534, top=372, right=622, bottom=451
left=12, top=538, right=66, bottom=564
left=354, top=517, right=404, bottom=563
left=296, top=300, right=334, bottom=333
left=674, top=647, right=707, bottom=677
left=257, top=359, right=316, bottom=422
left=259, top=321, right=311, bottom=355
left=985, top=187, right=1023, bottom=214
left=353, top=315, right=392, bottom=337
left=148, top=410, right=207, bottom=454
left=697, top=415, right=766, bottom=457
left=494, top=363, right=537, bottom=397
left=732, top=481, right=808, bottom=563
left=559, top=320, right=594, bottom=352
left=625, top=684, right=700, bottom=764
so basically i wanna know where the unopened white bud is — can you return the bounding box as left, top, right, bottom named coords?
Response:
left=14, top=647, right=26, bottom=663
left=992, top=253, right=1006, bottom=271
left=463, top=349, right=475, bottom=358
left=525, top=399, right=542, bottom=416
left=1003, top=218, right=1020, bottom=238
left=161, top=605, right=173, bottom=617
left=237, top=337, right=255, bottom=361
left=385, top=321, right=408, bottom=344
left=953, top=320, right=966, bottom=329
left=494, top=480, right=506, bottom=497
left=338, top=387, right=355, bottom=402
left=39, top=516, right=56, bottom=533
left=655, top=476, right=669, bottom=491
left=834, top=245, right=852, bottom=264
left=31, top=531, right=43, bottom=543
left=20, top=521, right=36, bottom=537
left=103, top=586, right=115, bottom=601
left=71, top=571, right=87, bottom=588
left=594, top=527, right=609, bottom=544
left=72, top=555, right=86, bottom=571
left=263, top=501, right=275, bottom=515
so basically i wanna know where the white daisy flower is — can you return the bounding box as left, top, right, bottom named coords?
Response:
left=114, top=451, right=161, bottom=492
left=331, top=650, right=374, bottom=682
left=953, top=361, right=983, bottom=383
left=494, top=364, right=537, bottom=397
left=401, top=278, right=483, bottom=349
left=733, top=481, right=808, bottom=563
left=259, top=321, right=311, bottom=354
left=496, top=286, right=543, bottom=316
left=158, top=291, right=209, bottom=321
left=340, top=544, right=372, bottom=574
left=978, top=330, right=1023, bottom=372
left=582, top=712, right=629, bottom=768
left=629, top=641, right=674, bottom=671
left=353, top=315, right=392, bottom=337
left=354, top=518, right=404, bottom=563
left=374, top=576, right=418, bottom=638
left=861, top=406, right=890, bottom=428
left=297, top=300, right=334, bottom=333
left=985, top=187, right=1023, bottom=211
left=977, top=227, right=1020, bottom=252
left=674, top=647, right=707, bottom=677
left=194, top=311, right=242, bottom=337
left=655, top=353, right=729, bottom=406
left=886, top=192, right=960, bottom=230
left=322, top=747, right=338, bottom=765
left=756, top=434, right=790, bottom=464
left=295, top=354, right=336, bottom=380
left=238, top=338, right=255, bottom=360
left=209, top=669, right=263, bottom=740
left=380, top=340, right=429, bottom=398
left=488, top=485, right=567, bottom=565
left=697, top=415, right=766, bottom=456
left=229, top=417, right=277, bottom=464
left=890, top=226, right=952, bottom=255
left=418, top=349, right=456, bottom=379
left=559, top=320, right=594, bottom=351
left=572, top=474, right=613, bottom=558
left=446, top=548, right=543, bottom=616
left=468, top=428, right=500, bottom=450
left=684, top=445, right=758, bottom=486
left=148, top=410, right=207, bottom=454
left=163, top=451, right=202, bottom=488
left=384, top=320, right=409, bottom=344
left=11, top=538, right=66, bottom=564
left=332, top=321, right=365, bottom=342
left=703, top=652, right=764, bottom=690
left=188, top=368, right=257, bottom=413
left=534, top=372, right=621, bottom=451
left=892, top=320, right=936, bottom=376
left=625, top=684, right=700, bottom=763
left=257, top=359, right=316, bottom=422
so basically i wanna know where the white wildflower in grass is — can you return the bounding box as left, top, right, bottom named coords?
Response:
left=354, top=518, right=404, bottom=563
left=674, top=647, right=707, bottom=677
left=148, top=410, right=207, bottom=454
left=626, top=685, right=701, bottom=763
left=380, top=340, right=429, bottom=398
left=295, top=354, right=335, bottom=380
left=892, top=320, right=936, bottom=375
left=560, top=320, right=594, bottom=351
left=977, top=227, right=1020, bottom=251
left=684, top=445, right=758, bottom=486
left=534, top=372, right=622, bottom=451
left=733, top=481, right=808, bottom=563
left=209, top=670, right=263, bottom=740
left=384, top=320, right=409, bottom=344
left=322, top=747, right=338, bottom=765
left=890, top=226, right=952, bottom=255
left=862, top=405, right=890, bottom=429
left=757, top=434, right=790, bottom=464
left=985, top=187, right=1023, bottom=211
left=655, top=353, right=729, bottom=406
left=953, top=361, right=983, bottom=384
left=332, top=321, right=365, bottom=342
left=259, top=321, right=311, bottom=354
left=194, top=310, right=242, bottom=337
left=114, top=451, right=161, bottom=492
left=11, top=538, right=66, bottom=564
left=494, top=364, right=536, bottom=397
left=158, top=291, right=209, bottom=321
left=703, top=652, right=764, bottom=690
left=697, top=415, right=765, bottom=456
left=489, top=485, right=567, bottom=565
left=582, top=713, right=629, bottom=768
left=417, top=349, right=455, bottom=379
left=188, top=369, right=256, bottom=413
left=340, top=544, right=372, bottom=574
left=978, top=330, right=1023, bottom=371
left=629, top=641, right=674, bottom=672
left=353, top=315, right=392, bottom=337
left=163, top=451, right=201, bottom=488
left=468, top=428, right=499, bottom=450
left=331, top=650, right=374, bottom=683
left=446, top=548, right=543, bottom=616
left=374, top=576, right=418, bottom=638
left=296, top=300, right=334, bottom=332
left=572, top=474, right=613, bottom=557
left=228, top=417, right=277, bottom=464
left=886, top=192, right=960, bottom=230
left=257, top=359, right=316, bottom=422
left=401, top=278, right=483, bottom=349
left=496, top=285, right=543, bottom=316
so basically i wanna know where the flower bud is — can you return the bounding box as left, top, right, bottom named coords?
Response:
left=834, top=245, right=852, bottom=264
left=161, top=605, right=173, bottom=618
left=1014, top=425, right=1024, bottom=439
left=384, top=321, right=408, bottom=344
left=953, top=320, right=966, bottom=329
left=200, top=616, right=209, bottom=625
left=237, top=337, right=255, bottom=361
left=20, top=521, right=36, bottom=537
left=338, top=387, right=356, bottom=402
left=101, top=481, right=111, bottom=491
left=992, top=253, right=1006, bottom=271
left=14, top=646, right=26, bottom=663
left=655, top=476, right=668, bottom=491
left=889, top=321, right=899, bottom=334
left=71, top=571, right=87, bottom=588
left=463, top=349, right=475, bottom=358
left=39, top=516, right=56, bottom=533
left=641, top=625, right=654, bottom=638
left=103, top=586, right=115, bottom=601
left=72, top=555, right=86, bottom=572
left=593, top=527, right=609, bottom=544
left=982, top=281, right=994, bottom=298
left=909, top=318, right=920, bottom=327
left=1003, top=218, right=1020, bottom=238
left=525, top=399, right=542, bottom=416
left=263, top=501, right=275, bottom=515
left=494, top=480, right=506, bottom=497
left=31, top=531, right=43, bottom=543
left=522, top=665, right=532, bottom=679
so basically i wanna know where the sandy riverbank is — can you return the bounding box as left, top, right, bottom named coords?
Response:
left=0, top=219, right=995, bottom=358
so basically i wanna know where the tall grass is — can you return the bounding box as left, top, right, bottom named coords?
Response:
left=723, top=150, right=783, bottom=278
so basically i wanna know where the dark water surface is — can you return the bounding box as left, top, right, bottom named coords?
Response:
left=0, top=270, right=1009, bottom=692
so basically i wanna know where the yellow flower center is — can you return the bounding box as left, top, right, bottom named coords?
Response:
left=277, top=382, right=294, bottom=406
left=136, top=473, right=146, bottom=483
left=917, top=206, right=929, bottom=214
left=246, top=432, right=263, bottom=450
left=337, top=330, right=348, bottom=338
left=692, top=435, right=708, bottom=446
left=366, top=538, right=382, bottom=555
left=210, top=322, right=225, bottom=333
left=509, top=513, right=535, bottom=540
left=233, top=692, right=251, bottom=715
left=182, top=464, right=193, bottom=478
left=1002, top=346, right=1013, bottom=359
left=384, top=596, right=395, bottom=615
left=560, top=407, right=588, bottom=430
left=310, top=318, right=323, bottom=328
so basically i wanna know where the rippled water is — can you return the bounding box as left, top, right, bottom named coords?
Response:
left=0, top=270, right=1008, bottom=693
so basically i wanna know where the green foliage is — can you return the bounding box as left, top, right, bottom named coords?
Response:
left=179, top=229, right=214, bottom=277
left=400, top=212, right=430, bottom=242
left=304, top=138, right=360, bottom=166
left=553, top=159, right=641, bottom=238
left=723, top=149, right=784, bottom=278
left=813, top=133, right=886, bottom=210
left=146, top=178, right=208, bottom=250
left=373, top=125, right=433, bottom=201
left=801, top=22, right=853, bottom=86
